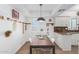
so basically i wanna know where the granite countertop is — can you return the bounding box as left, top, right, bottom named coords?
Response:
left=55, top=32, right=79, bottom=35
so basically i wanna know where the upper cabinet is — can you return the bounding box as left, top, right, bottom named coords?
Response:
left=54, top=16, right=69, bottom=26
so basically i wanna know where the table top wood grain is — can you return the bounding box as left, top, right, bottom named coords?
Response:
left=31, top=38, right=54, bottom=46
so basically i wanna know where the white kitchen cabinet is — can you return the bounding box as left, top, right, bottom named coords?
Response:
left=54, top=32, right=72, bottom=51
left=62, top=35, right=71, bottom=51
left=54, top=17, right=69, bottom=26
left=71, top=34, right=79, bottom=45
left=54, top=32, right=79, bottom=51
left=54, top=19, right=62, bottom=26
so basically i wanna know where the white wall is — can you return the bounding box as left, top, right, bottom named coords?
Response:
left=0, top=5, right=12, bottom=18
left=0, top=4, right=29, bottom=53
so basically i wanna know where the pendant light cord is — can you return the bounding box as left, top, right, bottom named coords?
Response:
left=40, top=4, right=42, bottom=17
left=37, top=4, right=45, bottom=21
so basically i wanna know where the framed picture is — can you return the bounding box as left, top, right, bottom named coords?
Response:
left=12, top=9, right=19, bottom=19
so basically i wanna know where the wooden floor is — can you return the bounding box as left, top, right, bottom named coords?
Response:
left=16, top=42, right=78, bottom=54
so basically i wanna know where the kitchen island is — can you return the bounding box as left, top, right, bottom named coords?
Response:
left=54, top=32, right=79, bottom=51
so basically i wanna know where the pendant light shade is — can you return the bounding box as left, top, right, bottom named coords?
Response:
left=37, top=17, right=45, bottom=21
left=37, top=4, right=45, bottom=21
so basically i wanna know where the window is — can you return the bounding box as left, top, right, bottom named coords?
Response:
left=68, top=18, right=77, bottom=30
left=32, top=19, right=40, bottom=31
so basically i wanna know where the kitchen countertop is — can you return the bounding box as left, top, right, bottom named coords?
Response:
left=55, top=32, right=79, bottom=35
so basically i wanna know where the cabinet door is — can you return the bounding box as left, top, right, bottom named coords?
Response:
left=55, top=19, right=62, bottom=26
left=55, top=17, right=68, bottom=26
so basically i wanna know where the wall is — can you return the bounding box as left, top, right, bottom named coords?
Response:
left=0, top=5, right=12, bottom=18
left=0, top=4, right=29, bottom=53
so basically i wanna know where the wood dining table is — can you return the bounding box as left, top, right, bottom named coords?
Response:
left=30, top=38, right=55, bottom=54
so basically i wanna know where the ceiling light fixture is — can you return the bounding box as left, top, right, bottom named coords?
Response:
left=37, top=4, right=45, bottom=21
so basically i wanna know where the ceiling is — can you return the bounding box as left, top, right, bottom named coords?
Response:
left=60, top=4, right=79, bottom=17
left=10, top=4, right=75, bottom=18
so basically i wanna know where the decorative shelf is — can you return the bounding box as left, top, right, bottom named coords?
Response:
left=7, top=17, right=31, bottom=24
left=46, top=23, right=54, bottom=26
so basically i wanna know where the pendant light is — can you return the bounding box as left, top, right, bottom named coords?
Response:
left=37, top=4, right=45, bottom=21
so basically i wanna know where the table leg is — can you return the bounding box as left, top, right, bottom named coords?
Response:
left=30, top=46, right=32, bottom=54
left=52, top=46, right=55, bottom=54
